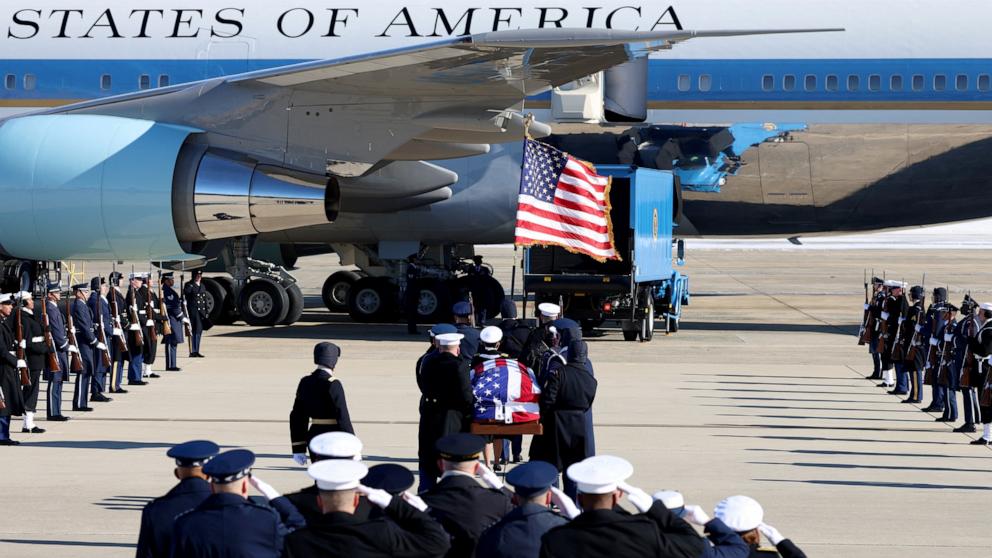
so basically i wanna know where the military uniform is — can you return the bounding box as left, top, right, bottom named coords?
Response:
left=161, top=275, right=185, bottom=371
left=967, top=310, right=992, bottom=443
left=289, top=369, right=355, bottom=457
left=139, top=282, right=162, bottom=371
left=866, top=283, right=886, bottom=380
left=87, top=284, right=113, bottom=399
left=0, top=295, right=25, bottom=444
left=125, top=279, right=149, bottom=385
left=877, top=282, right=907, bottom=388
left=417, top=345, right=473, bottom=485
left=183, top=275, right=207, bottom=357
left=107, top=276, right=130, bottom=392
left=893, top=288, right=924, bottom=398
left=12, top=304, right=48, bottom=431
left=70, top=293, right=96, bottom=411
left=44, top=291, right=69, bottom=420
left=746, top=540, right=807, bottom=558
left=477, top=461, right=569, bottom=558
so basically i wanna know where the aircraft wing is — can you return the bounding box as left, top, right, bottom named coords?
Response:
left=29, top=27, right=840, bottom=177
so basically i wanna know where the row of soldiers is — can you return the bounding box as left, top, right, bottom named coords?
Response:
left=0, top=271, right=209, bottom=445
left=860, top=277, right=992, bottom=442
left=139, top=431, right=807, bottom=558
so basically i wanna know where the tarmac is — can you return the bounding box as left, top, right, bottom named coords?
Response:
left=1, top=246, right=990, bottom=558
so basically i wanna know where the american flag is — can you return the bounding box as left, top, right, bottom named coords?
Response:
left=472, top=358, right=541, bottom=424
left=514, top=139, right=619, bottom=262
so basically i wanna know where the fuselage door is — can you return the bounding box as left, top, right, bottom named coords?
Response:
left=199, top=39, right=252, bottom=79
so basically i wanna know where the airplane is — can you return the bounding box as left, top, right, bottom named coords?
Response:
left=0, top=1, right=986, bottom=328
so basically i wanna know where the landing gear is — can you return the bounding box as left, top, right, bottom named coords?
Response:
left=347, top=277, right=396, bottom=322
left=409, top=279, right=451, bottom=323
left=238, top=278, right=290, bottom=326
left=281, top=283, right=305, bottom=325
left=200, top=277, right=229, bottom=325
left=322, top=270, right=361, bottom=313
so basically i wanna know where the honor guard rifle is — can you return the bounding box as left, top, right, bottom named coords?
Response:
left=907, top=274, right=927, bottom=361
left=858, top=269, right=870, bottom=345
left=127, top=277, right=145, bottom=348
left=890, top=280, right=908, bottom=361
left=935, top=315, right=955, bottom=387
left=107, top=269, right=128, bottom=353
left=64, top=295, right=84, bottom=373
left=144, top=271, right=158, bottom=338
left=15, top=295, right=30, bottom=386
left=94, top=286, right=112, bottom=368
left=158, top=270, right=172, bottom=337
left=40, top=287, right=60, bottom=373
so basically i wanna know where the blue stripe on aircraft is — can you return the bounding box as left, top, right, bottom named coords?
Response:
left=2, top=58, right=992, bottom=102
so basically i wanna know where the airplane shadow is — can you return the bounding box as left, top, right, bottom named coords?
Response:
left=753, top=478, right=992, bottom=491
left=748, top=461, right=992, bottom=474
left=0, top=539, right=135, bottom=548
left=24, top=440, right=176, bottom=450
left=717, top=434, right=960, bottom=445
left=701, top=404, right=921, bottom=413
left=715, top=413, right=931, bottom=423
left=679, top=321, right=856, bottom=335
left=747, top=448, right=992, bottom=460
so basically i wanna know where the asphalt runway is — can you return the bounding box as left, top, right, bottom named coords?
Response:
left=1, top=247, right=990, bottom=557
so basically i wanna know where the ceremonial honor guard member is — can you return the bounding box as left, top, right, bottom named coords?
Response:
left=865, top=278, right=885, bottom=380
left=954, top=297, right=981, bottom=433
left=877, top=280, right=906, bottom=389
left=184, top=270, right=207, bottom=358
left=417, top=332, right=473, bottom=491
left=87, top=277, right=113, bottom=402
left=139, top=275, right=161, bottom=379
left=285, top=432, right=371, bottom=523
left=922, top=287, right=949, bottom=413
left=966, top=302, right=992, bottom=445
left=453, top=301, right=481, bottom=362
left=656, top=492, right=749, bottom=558
left=107, top=272, right=129, bottom=393
left=70, top=282, right=97, bottom=412
left=136, top=440, right=220, bottom=558
left=160, top=273, right=186, bottom=371
left=713, top=496, right=807, bottom=558
left=290, top=342, right=355, bottom=465
left=421, top=433, right=513, bottom=557
left=14, top=292, right=49, bottom=433
left=44, top=283, right=70, bottom=422
left=0, top=293, right=26, bottom=445
left=892, top=285, right=924, bottom=398
left=125, top=273, right=148, bottom=386
left=171, top=449, right=305, bottom=557
left=283, top=459, right=450, bottom=558
left=540, top=455, right=705, bottom=558
left=477, top=461, right=573, bottom=558
left=936, top=303, right=960, bottom=423
left=521, top=302, right=561, bottom=370
left=473, top=326, right=525, bottom=465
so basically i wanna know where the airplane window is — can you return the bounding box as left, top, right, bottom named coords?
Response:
left=783, top=75, right=796, bottom=91
left=890, top=75, right=903, bottom=91
left=804, top=75, right=816, bottom=91
left=761, top=75, right=774, bottom=91
left=677, top=74, right=691, bottom=92
left=847, top=75, right=860, bottom=91
left=3, top=74, right=14, bottom=90
left=934, top=74, right=946, bottom=91
left=139, top=74, right=151, bottom=90
left=101, top=74, right=112, bottom=91
left=158, top=75, right=170, bottom=88
left=912, top=74, right=924, bottom=91
left=23, top=74, right=36, bottom=91
left=979, top=74, right=991, bottom=91
left=698, top=74, right=712, bottom=92
left=868, top=74, right=881, bottom=92
left=956, top=74, right=968, bottom=91
left=825, top=75, right=839, bottom=92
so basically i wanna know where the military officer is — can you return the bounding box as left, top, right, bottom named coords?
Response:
left=87, top=277, right=114, bottom=402
left=655, top=492, right=749, bottom=558
left=712, top=496, right=807, bottom=558
left=285, top=432, right=371, bottom=524
left=417, top=324, right=454, bottom=399
left=160, top=273, right=186, bottom=371
left=966, top=302, right=992, bottom=445
left=477, top=461, right=572, bottom=558
left=125, top=273, right=149, bottom=386
left=421, top=433, right=514, bottom=557
left=891, top=285, right=923, bottom=397
left=290, top=342, right=355, bottom=466
left=0, top=293, right=26, bottom=445
left=171, top=449, right=306, bottom=557
left=107, top=272, right=129, bottom=393
left=417, top=333, right=473, bottom=492
left=282, top=459, right=450, bottom=558
left=13, top=292, right=49, bottom=433
left=44, top=283, right=70, bottom=421
left=365, top=463, right=416, bottom=496
left=921, top=287, right=949, bottom=413
left=954, top=297, right=981, bottom=433
left=184, top=270, right=207, bottom=357
left=877, top=280, right=906, bottom=389
left=540, top=455, right=706, bottom=558
left=453, top=301, right=481, bottom=361
left=136, top=440, right=220, bottom=558
left=139, top=275, right=161, bottom=378
left=70, top=282, right=97, bottom=412
left=520, top=302, right=561, bottom=370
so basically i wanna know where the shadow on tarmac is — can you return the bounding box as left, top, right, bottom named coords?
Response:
left=748, top=461, right=992, bottom=473
left=753, top=478, right=992, bottom=491
left=1, top=539, right=135, bottom=548
left=748, top=448, right=992, bottom=460
left=680, top=321, right=857, bottom=335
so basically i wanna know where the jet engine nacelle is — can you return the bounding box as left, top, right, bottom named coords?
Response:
left=0, top=115, right=338, bottom=261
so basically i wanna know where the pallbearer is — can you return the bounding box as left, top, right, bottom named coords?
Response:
left=43, top=283, right=70, bottom=422
left=160, top=273, right=186, bottom=372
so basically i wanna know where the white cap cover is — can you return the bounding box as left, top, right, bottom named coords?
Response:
left=714, top=495, right=764, bottom=532
left=566, top=455, right=633, bottom=495
left=480, top=326, right=503, bottom=344
left=0, top=293, right=11, bottom=303
left=307, top=459, right=368, bottom=491
left=309, top=432, right=363, bottom=460
left=14, top=291, right=31, bottom=300
left=435, top=333, right=464, bottom=346
left=538, top=302, right=561, bottom=317
left=883, top=279, right=903, bottom=288
left=653, top=490, right=684, bottom=510
left=980, top=303, right=992, bottom=311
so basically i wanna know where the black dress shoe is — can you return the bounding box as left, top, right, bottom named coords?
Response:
left=512, top=454, right=522, bottom=463
left=75, top=407, right=94, bottom=412
left=935, top=417, right=951, bottom=422
left=193, top=353, right=205, bottom=358
left=149, top=373, right=161, bottom=378
left=867, top=374, right=882, bottom=380
left=954, top=424, right=977, bottom=433
left=47, top=416, right=70, bottom=422
left=166, top=367, right=182, bottom=372
left=91, top=394, right=112, bottom=403
left=921, top=406, right=940, bottom=412
left=110, top=388, right=128, bottom=394
left=0, top=439, right=20, bottom=446
left=901, top=399, right=916, bottom=404
left=128, top=381, right=148, bottom=386
left=21, top=426, right=46, bottom=433
left=888, top=390, right=909, bottom=396
left=969, top=438, right=990, bottom=445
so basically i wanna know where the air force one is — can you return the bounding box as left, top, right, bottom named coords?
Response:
left=0, top=1, right=988, bottom=325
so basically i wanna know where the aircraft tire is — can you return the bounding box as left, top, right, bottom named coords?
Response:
left=347, top=277, right=393, bottom=323
left=200, top=277, right=229, bottom=325
left=322, top=271, right=360, bottom=313
left=238, top=278, right=290, bottom=326
left=411, top=279, right=451, bottom=323
left=211, top=276, right=240, bottom=325
left=280, top=283, right=305, bottom=325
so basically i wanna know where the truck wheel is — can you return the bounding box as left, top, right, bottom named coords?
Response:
left=200, top=277, right=228, bottom=325
left=621, top=320, right=639, bottom=341
left=280, top=283, right=305, bottom=325
left=639, top=297, right=655, bottom=342
left=211, top=276, right=239, bottom=325
left=322, top=271, right=360, bottom=313
left=238, top=278, right=290, bottom=326
left=667, top=316, right=679, bottom=333
left=347, top=277, right=394, bottom=322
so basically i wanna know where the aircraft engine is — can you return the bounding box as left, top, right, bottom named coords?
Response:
left=0, top=115, right=339, bottom=261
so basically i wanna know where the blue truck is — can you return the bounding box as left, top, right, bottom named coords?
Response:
left=523, top=166, right=689, bottom=341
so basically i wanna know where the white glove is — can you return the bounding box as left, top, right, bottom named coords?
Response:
left=863, top=303, right=869, bottom=310
left=356, top=484, right=393, bottom=509
left=291, top=453, right=307, bottom=466
left=145, top=319, right=154, bottom=327
left=914, top=325, right=922, bottom=332
left=759, top=522, right=785, bottom=545
left=15, top=359, right=27, bottom=369
left=549, top=486, right=581, bottom=520
left=401, top=491, right=429, bottom=512
left=248, top=475, right=281, bottom=500
left=18, top=339, right=26, bottom=349
left=898, top=317, right=905, bottom=324
left=617, top=481, right=653, bottom=513
left=929, top=337, right=939, bottom=346
left=680, top=504, right=711, bottom=526
left=881, top=312, right=890, bottom=320
left=475, top=462, right=504, bottom=490
left=130, top=305, right=138, bottom=311
left=112, top=328, right=123, bottom=337
left=68, top=345, right=79, bottom=354
left=183, top=317, right=191, bottom=324
left=96, top=343, right=107, bottom=351
left=944, top=334, right=953, bottom=342
left=129, top=324, right=140, bottom=331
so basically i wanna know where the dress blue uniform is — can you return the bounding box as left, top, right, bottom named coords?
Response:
left=70, top=287, right=96, bottom=411
left=136, top=440, right=220, bottom=558
left=88, top=279, right=113, bottom=398
left=477, top=461, right=568, bottom=558
left=172, top=449, right=305, bottom=557
left=183, top=273, right=207, bottom=357
left=108, top=273, right=129, bottom=392
left=44, top=286, right=69, bottom=420
left=161, top=274, right=185, bottom=371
